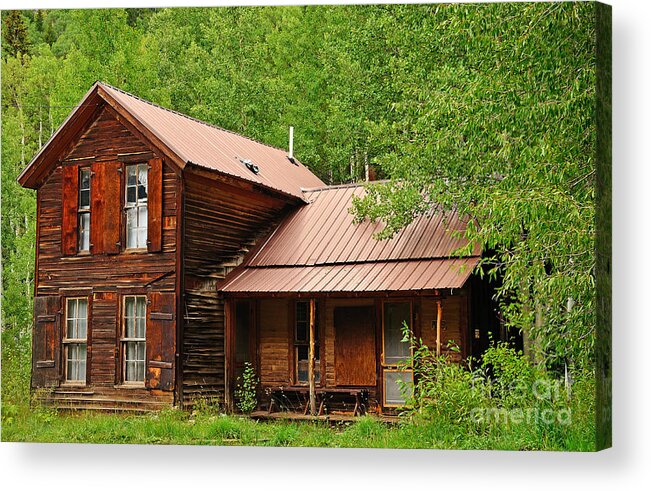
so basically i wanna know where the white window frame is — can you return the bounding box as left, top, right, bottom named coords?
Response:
left=78, top=167, right=91, bottom=252
left=121, top=295, right=147, bottom=385
left=125, top=163, right=148, bottom=250
left=381, top=300, right=413, bottom=407
left=63, top=297, right=88, bottom=384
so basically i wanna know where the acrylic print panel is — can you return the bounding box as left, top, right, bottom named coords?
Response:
left=3, top=1, right=610, bottom=453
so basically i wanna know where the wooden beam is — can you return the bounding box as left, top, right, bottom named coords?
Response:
left=308, top=298, right=316, bottom=416
left=436, top=300, right=443, bottom=357
left=224, top=297, right=234, bottom=412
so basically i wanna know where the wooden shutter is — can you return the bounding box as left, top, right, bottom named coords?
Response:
left=146, top=291, right=175, bottom=390
left=147, top=157, right=163, bottom=253
left=61, top=165, right=78, bottom=256
left=32, top=296, right=61, bottom=388
left=90, top=161, right=122, bottom=254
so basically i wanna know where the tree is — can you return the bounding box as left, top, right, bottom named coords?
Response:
left=2, top=10, right=29, bottom=57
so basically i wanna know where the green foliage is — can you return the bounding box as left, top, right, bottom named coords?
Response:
left=234, top=362, right=259, bottom=414
left=403, top=336, right=595, bottom=450
left=350, top=2, right=598, bottom=372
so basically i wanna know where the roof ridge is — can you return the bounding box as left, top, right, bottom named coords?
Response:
left=98, top=81, right=293, bottom=156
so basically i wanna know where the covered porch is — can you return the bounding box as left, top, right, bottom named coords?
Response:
left=223, top=291, right=471, bottom=417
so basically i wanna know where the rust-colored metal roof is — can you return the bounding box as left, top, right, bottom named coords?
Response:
left=220, top=258, right=480, bottom=293
left=19, top=82, right=324, bottom=199
left=247, top=184, right=480, bottom=267
left=100, top=84, right=324, bottom=199
left=220, top=184, right=481, bottom=294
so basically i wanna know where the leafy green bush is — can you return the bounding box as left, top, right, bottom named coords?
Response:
left=234, top=362, right=258, bottom=414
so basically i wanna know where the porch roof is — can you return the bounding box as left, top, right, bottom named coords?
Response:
left=219, top=257, right=480, bottom=294
left=219, top=183, right=481, bottom=295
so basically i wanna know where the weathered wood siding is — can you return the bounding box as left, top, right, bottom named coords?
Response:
left=33, top=106, right=179, bottom=407
left=181, top=169, right=291, bottom=406
left=257, top=299, right=291, bottom=388
left=37, top=107, right=178, bottom=295
left=419, top=294, right=468, bottom=362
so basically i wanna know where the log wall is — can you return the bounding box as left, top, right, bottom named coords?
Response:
left=181, top=169, right=291, bottom=407
left=419, top=294, right=468, bottom=363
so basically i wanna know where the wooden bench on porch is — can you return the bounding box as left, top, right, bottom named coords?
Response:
left=267, top=387, right=369, bottom=417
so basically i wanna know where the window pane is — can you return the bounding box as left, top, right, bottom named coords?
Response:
left=137, top=341, right=146, bottom=360
left=78, top=299, right=87, bottom=322
left=125, top=341, right=146, bottom=382
left=383, top=302, right=411, bottom=365
left=139, top=163, right=148, bottom=187
left=78, top=345, right=87, bottom=381
left=124, top=361, right=138, bottom=382
left=138, top=207, right=148, bottom=247
left=384, top=371, right=413, bottom=406
left=125, top=296, right=135, bottom=319
left=127, top=165, right=137, bottom=185
left=66, top=343, right=87, bottom=382
left=78, top=213, right=90, bottom=251
left=80, top=168, right=91, bottom=190
left=79, top=189, right=90, bottom=209
left=135, top=317, right=144, bottom=339
left=127, top=186, right=137, bottom=204
left=68, top=298, right=77, bottom=320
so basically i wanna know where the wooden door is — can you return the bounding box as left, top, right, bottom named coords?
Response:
left=334, top=306, right=376, bottom=386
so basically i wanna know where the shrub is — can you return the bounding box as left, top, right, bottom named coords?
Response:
left=234, top=362, right=258, bottom=414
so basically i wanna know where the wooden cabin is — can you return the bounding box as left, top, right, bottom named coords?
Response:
left=19, top=82, right=504, bottom=414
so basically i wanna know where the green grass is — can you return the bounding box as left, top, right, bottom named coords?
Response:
left=1, top=324, right=595, bottom=450
left=0, top=402, right=594, bottom=450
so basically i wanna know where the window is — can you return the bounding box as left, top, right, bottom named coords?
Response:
left=122, top=296, right=146, bottom=383
left=64, top=298, right=88, bottom=383
left=294, top=301, right=320, bottom=385
left=125, top=163, right=148, bottom=249
left=78, top=168, right=91, bottom=252
left=382, top=301, right=413, bottom=407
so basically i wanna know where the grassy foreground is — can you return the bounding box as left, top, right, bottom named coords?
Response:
left=1, top=325, right=594, bottom=450
left=1, top=402, right=593, bottom=450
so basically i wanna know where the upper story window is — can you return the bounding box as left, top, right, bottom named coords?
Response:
left=125, top=163, right=148, bottom=249
left=78, top=168, right=91, bottom=252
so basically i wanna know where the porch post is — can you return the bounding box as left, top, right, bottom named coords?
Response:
left=436, top=300, right=443, bottom=357
left=308, top=298, right=316, bottom=416
left=224, top=297, right=234, bottom=412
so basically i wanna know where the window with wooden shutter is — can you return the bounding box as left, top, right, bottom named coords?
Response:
left=61, top=165, right=79, bottom=256
left=121, top=295, right=147, bottom=384
left=63, top=297, right=88, bottom=384
left=78, top=168, right=91, bottom=252
left=32, top=296, right=61, bottom=388
left=125, top=163, right=148, bottom=249
left=146, top=291, right=175, bottom=390
left=147, top=158, right=163, bottom=253
left=91, top=161, right=122, bottom=254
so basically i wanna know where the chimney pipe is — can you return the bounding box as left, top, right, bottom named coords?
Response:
left=288, top=126, right=294, bottom=161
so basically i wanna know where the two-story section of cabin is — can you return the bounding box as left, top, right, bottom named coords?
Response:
left=18, top=82, right=323, bottom=411
left=19, top=82, right=511, bottom=414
